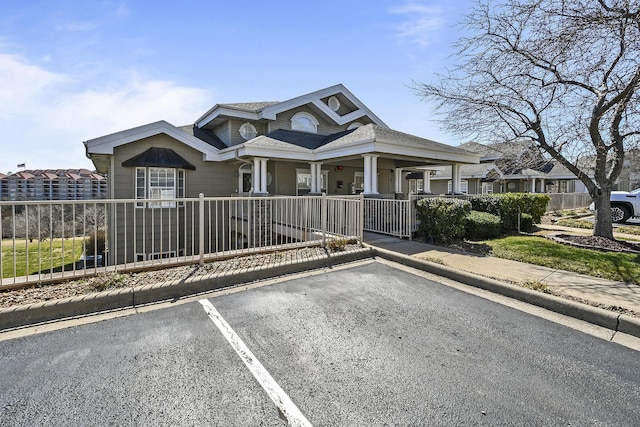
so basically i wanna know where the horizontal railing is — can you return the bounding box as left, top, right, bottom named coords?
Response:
left=0, top=195, right=363, bottom=288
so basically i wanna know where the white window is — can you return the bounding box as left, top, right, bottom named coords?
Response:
left=481, top=182, right=493, bottom=194
left=291, top=112, right=318, bottom=133
left=239, top=122, right=257, bottom=140
left=409, top=179, right=424, bottom=194
left=447, top=180, right=469, bottom=194
left=328, top=96, right=340, bottom=111
left=353, top=172, right=364, bottom=193
left=296, top=168, right=328, bottom=195
left=135, top=167, right=185, bottom=208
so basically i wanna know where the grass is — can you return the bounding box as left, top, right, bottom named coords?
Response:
left=1, top=238, right=85, bottom=279
left=556, top=218, right=640, bottom=236
left=480, top=235, right=640, bottom=285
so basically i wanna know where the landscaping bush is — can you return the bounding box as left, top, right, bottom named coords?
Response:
left=467, top=193, right=550, bottom=232
left=465, top=211, right=502, bottom=240
left=519, top=213, right=533, bottom=232
left=415, top=197, right=471, bottom=243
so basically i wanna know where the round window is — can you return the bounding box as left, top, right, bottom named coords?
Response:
left=328, top=96, right=340, bottom=111
left=239, top=122, right=257, bottom=140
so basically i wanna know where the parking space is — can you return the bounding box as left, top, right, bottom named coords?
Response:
left=1, top=261, right=640, bottom=426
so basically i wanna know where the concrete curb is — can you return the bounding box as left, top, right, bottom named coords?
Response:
left=3, top=244, right=639, bottom=341
left=0, top=248, right=375, bottom=331
left=371, top=246, right=640, bottom=340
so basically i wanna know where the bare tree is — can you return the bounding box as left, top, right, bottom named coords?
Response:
left=416, top=0, right=640, bottom=239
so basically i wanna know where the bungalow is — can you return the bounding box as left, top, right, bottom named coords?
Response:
left=83, top=84, right=480, bottom=263
left=427, top=140, right=586, bottom=195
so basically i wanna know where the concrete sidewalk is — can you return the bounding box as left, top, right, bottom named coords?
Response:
left=364, top=232, right=640, bottom=316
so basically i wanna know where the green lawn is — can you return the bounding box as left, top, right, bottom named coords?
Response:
left=1, top=238, right=85, bottom=279
left=481, top=235, right=640, bottom=285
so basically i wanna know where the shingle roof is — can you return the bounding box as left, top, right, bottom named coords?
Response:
left=458, top=142, right=504, bottom=159
left=320, top=124, right=477, bottom=156
left=218, top=102, right=279, bottom=113
left=121, top=147, right=196, bottom=170
left=265, top=128, right=356, bottom=149
left=178, top=125, right=227, bottom=150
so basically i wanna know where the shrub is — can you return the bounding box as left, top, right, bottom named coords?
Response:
left=467, top=193, right=550, bottom=232
left=415, top=197, right=471, bottom=243
left=519, top=213, right=533, bottom=232
left=465, top=211, right=502, bottom=240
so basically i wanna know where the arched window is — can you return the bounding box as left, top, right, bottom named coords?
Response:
left=347, top=122, right=364, bottom=130
left=291, top=112, right=318, bottom=133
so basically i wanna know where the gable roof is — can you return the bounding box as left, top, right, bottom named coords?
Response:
left=84, top=120, right=221, bottom=172
left=195, top=84, right=387, bottom=129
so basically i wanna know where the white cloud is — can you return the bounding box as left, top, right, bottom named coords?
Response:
left=0, top=54, right=67, bottom=119
left=390, top=2, right=445, bottom=47
left=0, top=55, right=213, bottom=173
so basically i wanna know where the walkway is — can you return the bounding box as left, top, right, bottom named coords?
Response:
left=364, top=231, right=640, bottom=316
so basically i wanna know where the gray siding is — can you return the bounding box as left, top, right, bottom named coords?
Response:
left=268, top=106, right=348, bottom=135
left=228, top=119, right=267, bottom=146
left=112, top=134, right=238, bottom=199
left=213, top=122, right=231, bottom=146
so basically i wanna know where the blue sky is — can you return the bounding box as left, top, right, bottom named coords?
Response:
left=0, top=0, right=473, bottom=174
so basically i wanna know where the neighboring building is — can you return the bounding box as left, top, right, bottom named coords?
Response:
left=0, top=169, right=107, bottom=201
left=83, top=84, right=481, bottom=263
left=428, top=140, right=586, bottom=195
left=615, top=149, right=640, bottom=191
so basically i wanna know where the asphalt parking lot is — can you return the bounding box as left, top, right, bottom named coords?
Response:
left=1, top=260, right=639, bottom=426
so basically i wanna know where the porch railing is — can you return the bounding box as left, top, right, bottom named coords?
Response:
left=0, top=195, right=363, bottom=288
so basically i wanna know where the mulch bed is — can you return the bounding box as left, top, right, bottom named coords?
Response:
left=549, top=234, right=640, bottom=254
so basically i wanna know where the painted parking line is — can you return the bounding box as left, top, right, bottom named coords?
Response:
left=198, top=299, right=312, bottom=427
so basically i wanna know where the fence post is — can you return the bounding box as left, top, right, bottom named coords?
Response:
left=359, top=193, right=364, bottom=246
left=321, top=195, right=327, bottom=248
left=408, top=199, right=414, bottom=240
left=199, top=193, right=205, bottom=265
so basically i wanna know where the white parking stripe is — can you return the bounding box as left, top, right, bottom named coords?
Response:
left=198, top=299, right=312, bottom=427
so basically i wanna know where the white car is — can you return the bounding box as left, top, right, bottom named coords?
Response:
left=591, top=188, right=640, bottom=223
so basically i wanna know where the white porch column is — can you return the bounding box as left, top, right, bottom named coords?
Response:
left=363, top=155, right=372, bottom=194
left=540, top=178, right=546, bottom=193
left=252, top=158, right=261, bottom=194
left=260, top=158, right=268, bottom=194
left=309, top=162, right=317, bottom=193
left=423, top=170, right=431, bottom=194
left=451, top=164, right=462, bottom=194
left=394, top=168, right=403, bottom=193
left=309, top=162, right=322, bottom=194
left=316, top=163, right=323, bottom=193
left=252, top=158, right=268, bottom=194
left=531, top=178, right=536, bottom=193
left=371, top=155, right=379, bottom=193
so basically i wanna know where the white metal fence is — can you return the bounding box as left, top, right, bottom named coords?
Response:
left=0, top=195, right=363, bottom=288
left=363, top=197, right=416, bottom=238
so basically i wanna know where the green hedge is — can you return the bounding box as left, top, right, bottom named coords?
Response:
left=415, top=197, right=471, bottom=244
left=467, top=193, right=550, bottom=232
left=520, top=213, right=533, bottom=232
left=465, top=211, right=502, bottom=240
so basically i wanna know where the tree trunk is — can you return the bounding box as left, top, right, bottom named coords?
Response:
left=592, top=189, right=614, bottom=240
